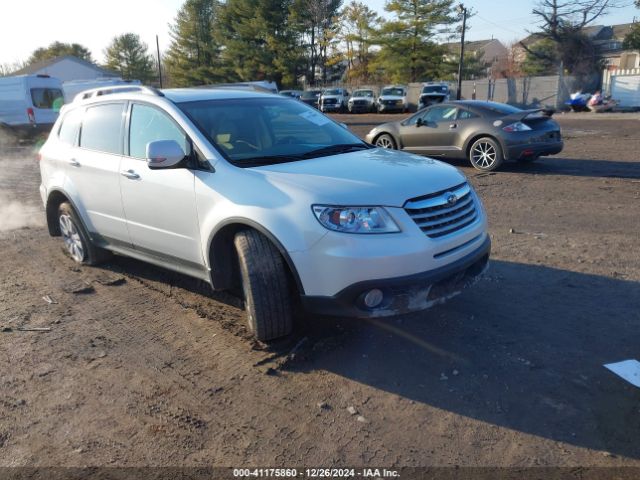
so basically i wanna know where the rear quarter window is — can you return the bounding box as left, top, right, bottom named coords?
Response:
left=80, top=103, right=124, bottom=155
left=58, top=108, right=83, bottom=145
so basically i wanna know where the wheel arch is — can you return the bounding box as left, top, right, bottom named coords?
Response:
left=373, top=131, right=401, bottom=149
left=464, top=133, right=506, bottom=160
left=45, top=189, right=74, bottom=236
left=207, top=218, right=305, bottom=295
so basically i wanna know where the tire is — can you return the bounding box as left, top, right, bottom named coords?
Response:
left=374, top=133, right=397, bottom=150
left=469, top=137, right=504, bottom=171
left=58, top=202, right=111, bottom=265
left=234, top=229, right=293, bottom=341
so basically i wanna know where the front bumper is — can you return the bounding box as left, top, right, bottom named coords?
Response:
left=320, top=103, right=342, bottom=112
left=301, top=235, right=491, bottom=318
left=378, top=104, right=405, bottom=112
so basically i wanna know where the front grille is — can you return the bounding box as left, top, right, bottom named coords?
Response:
left=404, top=183, right=478, bottom=238
left=323, top=98, right=337, bottom=104
left=353, top=100, right=367, bottom=106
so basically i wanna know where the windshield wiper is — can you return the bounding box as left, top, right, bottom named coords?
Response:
left=237, top=154, right=307, bottom=167
left=301, top=143, right=371, bottom=159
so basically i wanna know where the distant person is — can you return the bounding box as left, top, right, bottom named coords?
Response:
left=589, top=91, right=603, bottom=107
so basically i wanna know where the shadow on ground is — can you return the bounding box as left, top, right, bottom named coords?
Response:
left=286, top=260, right=640, bottom=459
left=93, top=253, right=640, bottom=458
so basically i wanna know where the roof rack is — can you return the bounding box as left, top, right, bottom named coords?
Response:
left=73, top=85, right=164, bottom=103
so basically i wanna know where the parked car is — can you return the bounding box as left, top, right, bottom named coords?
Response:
left=419, top=82, right=451, bottom=109
left=366, top=101, right=563, bottom=171
left=39, top=85, right=490, bottom=341
left=279, top=90, right=302, bottom=99
left=319, top=88, right=350, bottom=113
left=348, top=89, right=377, bottom=113
left=300, top=89, right=322, bottom=108
left=377, top=85, right=408, bottom=113
left=0, top=74, right=64, bottom=139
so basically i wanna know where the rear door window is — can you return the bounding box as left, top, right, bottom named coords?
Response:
left=79, top=103, right=125, bottom=155
left=128, top=104, right=188, bottom=159
left=30, top=88, right=64, bottom=111
left=58, top=108, right=83, bottom=146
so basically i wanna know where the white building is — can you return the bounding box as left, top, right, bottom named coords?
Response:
left=12, top=55, right=119, bottom=83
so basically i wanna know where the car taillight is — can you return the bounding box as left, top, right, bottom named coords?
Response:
left=503, top=121, right=532, bottom=132
left=27, top=108, right=35, bottom=124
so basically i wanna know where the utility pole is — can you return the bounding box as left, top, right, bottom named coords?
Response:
left=456, top=3, right=467, bottom=100
left=156, top=35, right=163, bottom=88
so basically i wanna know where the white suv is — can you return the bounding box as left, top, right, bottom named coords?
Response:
left=39, top=86, right=490, bottom=341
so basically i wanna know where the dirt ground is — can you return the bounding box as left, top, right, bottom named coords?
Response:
left=0, top=112, right=639, bottom=472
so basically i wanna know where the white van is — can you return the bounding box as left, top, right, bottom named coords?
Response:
left=63, top=78, right=141, bottom=103
left=0, top=74, right=64, bottom=139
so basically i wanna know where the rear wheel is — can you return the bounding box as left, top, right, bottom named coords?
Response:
left=234, top=230, right=293, bottom=341
left=375, top=133, right=397, bottom=150
left=469, top=137, right=504, bottom=171
left=58, top=202, right=111, bottom=265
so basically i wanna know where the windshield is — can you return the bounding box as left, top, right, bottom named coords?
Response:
left=422, top=85, right=448, bottom=94
left=353, top=90, right=373, bottom=97
left=301, top=90, right=321, bottom=99
left=381, top=88, right=404, bottom=96
left=177, top=97, right=368, bottom=167
left=323, top=89, right=342, bottom=95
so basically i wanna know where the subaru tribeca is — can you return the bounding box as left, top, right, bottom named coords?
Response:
left=39, top=86, right=490, bottom=341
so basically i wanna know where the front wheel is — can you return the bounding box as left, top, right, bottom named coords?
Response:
left=58, top=202, right=111, bottom=265
left=374, top=133, right=397, bottom=149
left=469, top=137, right=504, bottom=171
left=234, top=230, right=293, bottom=341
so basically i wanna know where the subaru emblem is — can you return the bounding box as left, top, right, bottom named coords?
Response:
left=446, top=193, right=458, bottom=206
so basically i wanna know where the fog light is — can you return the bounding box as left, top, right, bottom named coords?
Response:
left=363, top=289, right=384, bottom=308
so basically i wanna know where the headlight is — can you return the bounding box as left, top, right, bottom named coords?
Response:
left=312, top=206, right=400, bottom=234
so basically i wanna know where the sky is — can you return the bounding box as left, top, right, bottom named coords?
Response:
left=0, top=0, right=638, bottom=66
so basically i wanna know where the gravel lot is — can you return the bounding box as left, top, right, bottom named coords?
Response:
left=0, top=112, right=639, bottom=470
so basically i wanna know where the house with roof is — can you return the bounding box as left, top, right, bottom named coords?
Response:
left=442, top=38, right=509, bottom=71
left=514, top=22, right=640, bottom=71
left=12, top=55, right=120, bottom=83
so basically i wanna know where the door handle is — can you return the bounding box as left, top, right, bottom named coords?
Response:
left=449, top=123, right=457, bottom=129
left=120, top=169, right=140, bottom=180
left=69, top=158, right=80, bottom=167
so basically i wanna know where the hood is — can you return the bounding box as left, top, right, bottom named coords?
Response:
left=379, top=95, right=405, bottom=101
left=351, top=96, right=374, bottom=101
left=253, top=148, right=466, bottom=207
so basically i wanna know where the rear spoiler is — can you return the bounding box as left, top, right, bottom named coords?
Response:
left=501, top=108, right=555, bottom=123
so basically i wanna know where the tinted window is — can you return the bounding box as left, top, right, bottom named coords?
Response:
left=423, top=106, right=457, bottom=123
left=457, top=109, right=478, bottom=120
left=129, top=104, right=188, bottom=159
left=353, top=90, right=373, bottom=97
left=422, top=85, right=448, bottom=94
left=58, top=108, right=83, bottom=145
left=30, top=88, right=64, bottom=110
left=80, top=103, right=124, bottom=155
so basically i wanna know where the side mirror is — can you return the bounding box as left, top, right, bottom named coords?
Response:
left=416, top=118, right=424, bottom=127
left=146, top=140, right=186, bottom=169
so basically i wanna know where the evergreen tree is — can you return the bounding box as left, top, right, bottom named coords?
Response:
left=373, top=0, right=456, bottom=83
left=28, top=42, right=93, bottom=65
left=104, top=33, right=155, bottom=83
left=165, top=0, right=225, bottom=87
left=217, top=0, right=302, bottom=87
left=623, top=24, right=640, bottom=50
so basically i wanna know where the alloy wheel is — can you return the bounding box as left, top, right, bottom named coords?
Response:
left=471, top=141, right=497, bottom=169
left=59, top=214, right=85, bottom=262
left=375, top=136, right=395, bottom=149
